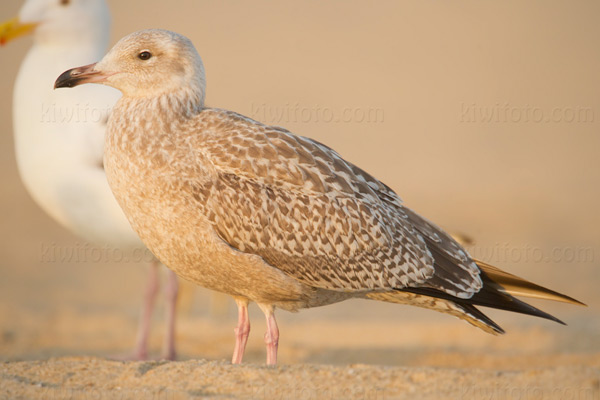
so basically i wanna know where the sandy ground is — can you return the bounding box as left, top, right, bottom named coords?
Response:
left=1, top=0, right=599, bottom=399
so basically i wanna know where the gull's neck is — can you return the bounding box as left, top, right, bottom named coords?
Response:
left=108, top=87, right=205, bottom=149
left=116, top=87, right=205, bottom=124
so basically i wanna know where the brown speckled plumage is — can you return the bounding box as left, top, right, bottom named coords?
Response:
left=106, top=102, right=484, bottom=306
left=56, top=29, right=583, bottom=364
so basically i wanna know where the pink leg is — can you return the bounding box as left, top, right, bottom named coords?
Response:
left=258, top=303, right=279, bottom=365
left=231, top=298, right=250, bottom=364
left=160, top=268, right=179, bottom=360
left=129, top=259, right=160, bottom=360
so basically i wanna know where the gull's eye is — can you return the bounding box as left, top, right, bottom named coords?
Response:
left=138, top=51, right=152, bottom=61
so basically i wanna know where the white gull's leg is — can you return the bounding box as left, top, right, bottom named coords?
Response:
left=129, top=259, right=160, bottom=360
left=258, top=303, right=279, bottom=366
left=160, top=267, right=179, bottom=360
left=232, top=297, right=250, bottom=364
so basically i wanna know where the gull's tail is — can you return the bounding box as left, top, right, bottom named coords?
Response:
left=376, top=260, right=585, bottom=334
left=474, top=259, right=585, bottom=306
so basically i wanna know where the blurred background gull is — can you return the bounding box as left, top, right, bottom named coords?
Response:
left=0, top=0, right=597, bottom=364
left=0, top=0, right=183, bottom=361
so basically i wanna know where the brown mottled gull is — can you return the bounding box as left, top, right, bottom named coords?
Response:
left=55, top=29, right=584, bottom=365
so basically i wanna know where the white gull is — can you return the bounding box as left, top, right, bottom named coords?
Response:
left=1, top=1, right=179, bottom=360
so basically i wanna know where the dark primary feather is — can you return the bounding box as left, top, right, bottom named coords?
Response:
left=452, top=302, right=505, bottom=334
left=400, top=259, right=586, bottom=331
left=401, top=273, right=566, bottom=326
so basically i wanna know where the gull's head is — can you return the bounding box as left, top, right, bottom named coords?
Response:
left=0, top=0, right=110, bottom=46
left=55, top=29, right=206, bottom=102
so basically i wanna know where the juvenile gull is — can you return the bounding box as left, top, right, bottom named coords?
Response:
left=1, top=1, right=179, bottom=360
left=55, top=29, right=583, bottom=365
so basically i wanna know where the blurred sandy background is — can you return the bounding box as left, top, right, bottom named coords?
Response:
left=0, top=0, right=598, bottom=399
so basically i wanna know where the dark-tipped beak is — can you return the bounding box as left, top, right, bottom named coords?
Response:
left=54, top=63, right=106, bottom=89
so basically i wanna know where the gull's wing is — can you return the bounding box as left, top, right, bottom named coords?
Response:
left=190, top=109, right=482, bottom=296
